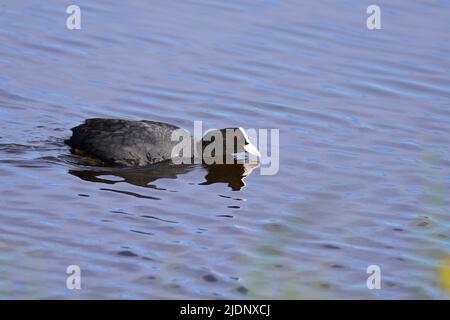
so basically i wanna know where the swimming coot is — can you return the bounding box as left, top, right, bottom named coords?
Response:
left=66, top=118, right=260, bottom=167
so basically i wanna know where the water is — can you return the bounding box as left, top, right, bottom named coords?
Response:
left=0, top=0, right=449, bottom=299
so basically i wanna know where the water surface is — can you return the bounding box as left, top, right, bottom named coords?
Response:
left=0, top=0, right=449, bottom=299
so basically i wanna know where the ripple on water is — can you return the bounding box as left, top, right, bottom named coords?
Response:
left=0, top=0, right=449, bottom=299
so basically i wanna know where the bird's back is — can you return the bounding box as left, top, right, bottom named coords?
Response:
left=66, top=118, right=183, bottom=166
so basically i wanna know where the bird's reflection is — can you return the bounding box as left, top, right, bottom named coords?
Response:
left=200, top=162, right=259, bottom=191
left=68, top=161, right=259, bottom=191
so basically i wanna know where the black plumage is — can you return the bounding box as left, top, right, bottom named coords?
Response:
left=66, top=118, right=260, bottom=167
left=66, top=118, right=183, bottom=166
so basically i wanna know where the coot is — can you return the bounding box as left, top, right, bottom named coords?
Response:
left=66, top=118, right=260, bottom=167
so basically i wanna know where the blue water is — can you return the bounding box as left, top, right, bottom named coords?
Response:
left=0, top=0, right=449, bottom=299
